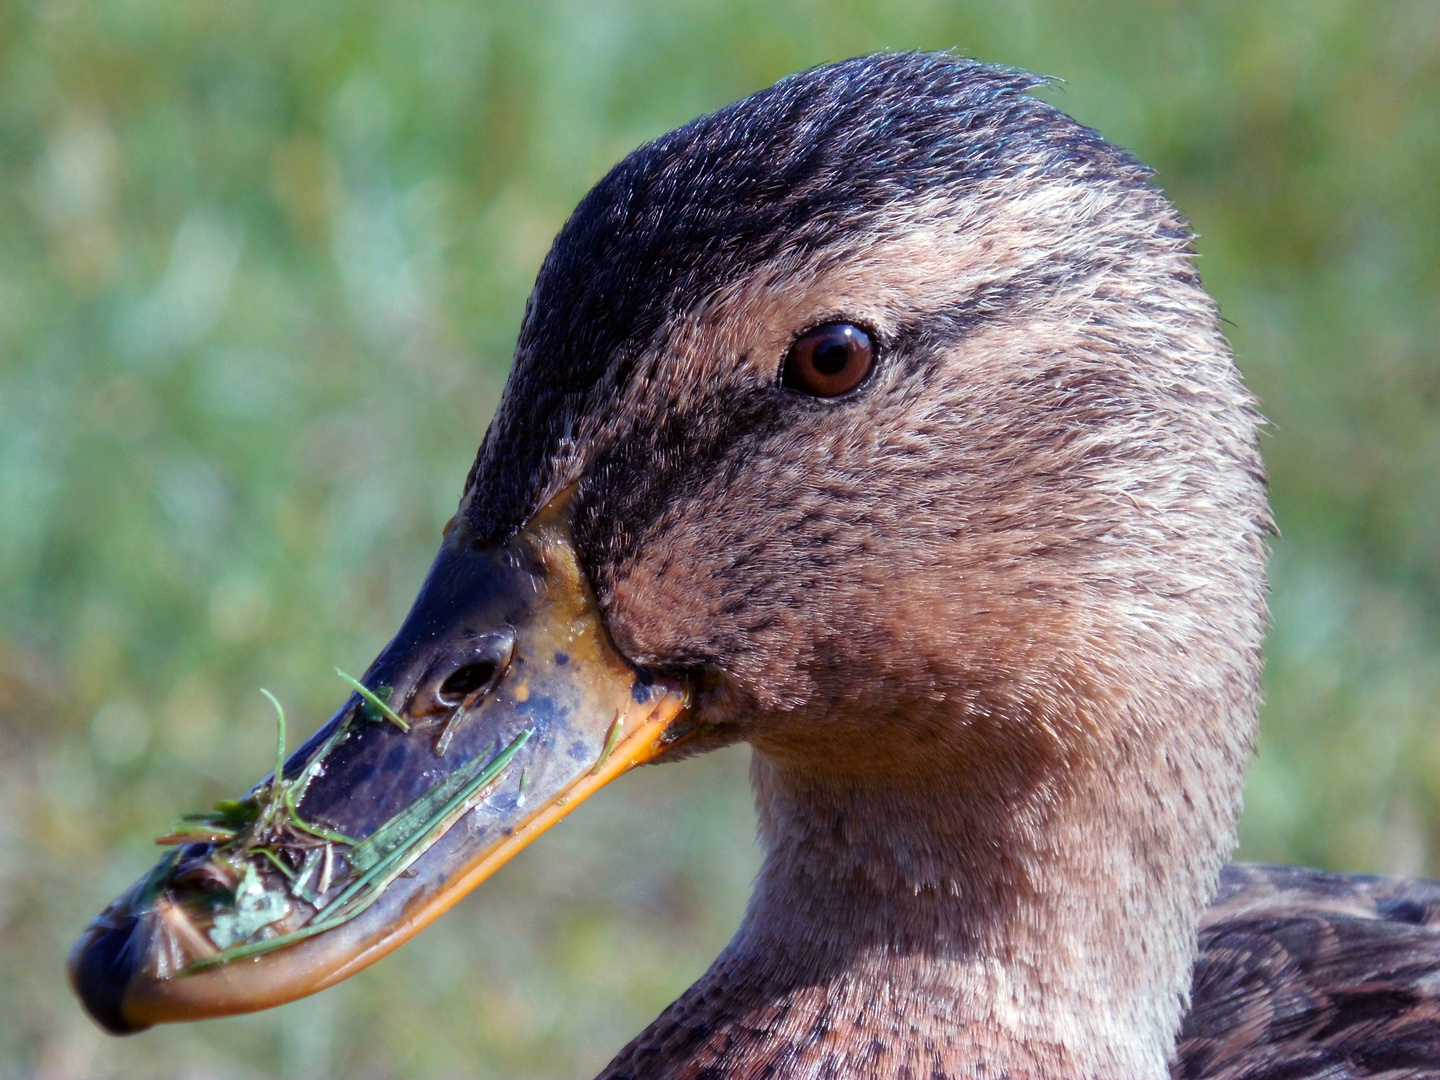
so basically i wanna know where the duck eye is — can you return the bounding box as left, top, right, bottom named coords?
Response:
left=781, top=322, right=874, bottom=398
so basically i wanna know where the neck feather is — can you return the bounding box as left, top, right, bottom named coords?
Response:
left=602, top=681, right=1251, bottom=1080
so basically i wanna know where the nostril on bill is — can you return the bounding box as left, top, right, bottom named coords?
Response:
left=437, top=660, right=497, bottom=706
left=432, top=631, right=514, bottom=711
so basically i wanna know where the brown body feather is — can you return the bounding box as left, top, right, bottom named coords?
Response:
left=1178, top=864, right=1440, bottom=1080
left=594, top=866, right=1440, bottom=1079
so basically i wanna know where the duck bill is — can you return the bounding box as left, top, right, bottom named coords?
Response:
left=68, top=494, right=692, bottom=1034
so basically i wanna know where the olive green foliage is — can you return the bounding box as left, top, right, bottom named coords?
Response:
left=0, top=1, right=1434, bottom=1076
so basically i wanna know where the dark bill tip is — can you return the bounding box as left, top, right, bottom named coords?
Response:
left=68, top=919, right=150, bottom=1034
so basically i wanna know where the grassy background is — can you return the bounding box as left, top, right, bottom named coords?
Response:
left=1, top=0, right=1435, bottom=1077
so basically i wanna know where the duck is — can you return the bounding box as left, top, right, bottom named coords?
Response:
left=68, top=51, right=1440, bottom=1080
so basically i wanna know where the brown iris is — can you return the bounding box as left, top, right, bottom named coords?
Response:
left=781, top=322, right=875, bottom=398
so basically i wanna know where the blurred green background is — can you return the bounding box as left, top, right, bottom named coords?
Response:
left=0, top=0, right=1435, bottom=1076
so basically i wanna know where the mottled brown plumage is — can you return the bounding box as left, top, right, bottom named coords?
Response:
left=1178, top=865, right=1440, bottom=1079
left=446, top=53, right=1440, bottom=1079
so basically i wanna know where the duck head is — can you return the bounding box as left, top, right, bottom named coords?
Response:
left=70, top=53, right=1269, bottom=1079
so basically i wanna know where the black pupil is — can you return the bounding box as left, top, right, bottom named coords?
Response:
left=812, top=333, right=853, bottom=376
left=439, top=660, right=496, bottom=702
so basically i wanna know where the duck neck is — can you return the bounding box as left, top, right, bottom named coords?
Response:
left=616, top=687, right=1248, bottom=1080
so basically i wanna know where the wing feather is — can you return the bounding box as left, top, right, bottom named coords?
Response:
left=1177, top=864, right=1440, bottom=1080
